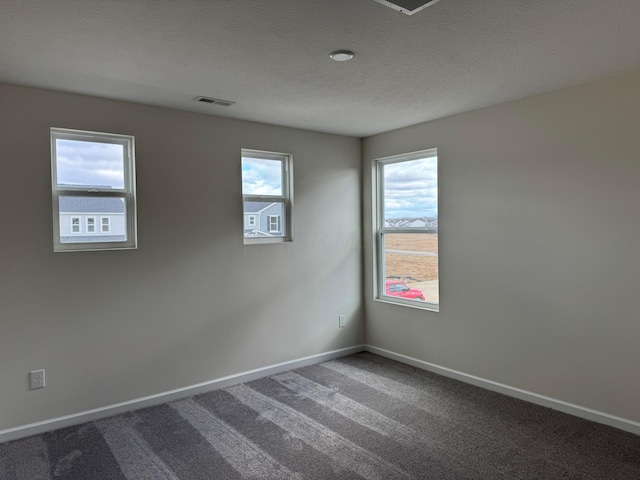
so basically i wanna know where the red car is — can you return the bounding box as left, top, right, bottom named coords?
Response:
left=385, top=280, right=425, bottom=301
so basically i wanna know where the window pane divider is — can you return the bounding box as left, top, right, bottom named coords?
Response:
left=53, top=190, right=128, bottom=197
left=380, top=227, right=438, bottom=234
left=242, top=195, right=286, bottom=203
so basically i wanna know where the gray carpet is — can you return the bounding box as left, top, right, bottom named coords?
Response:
left=1, top=352, right=639, bottom=479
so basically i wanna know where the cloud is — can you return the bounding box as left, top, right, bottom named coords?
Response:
left=241, top=157, right=283, bottom=196
left=383, top=157, right=438, bottom=218
left=56, top=139, right=124, bottom=189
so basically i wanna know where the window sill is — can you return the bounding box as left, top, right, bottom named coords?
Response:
left=244, top=237, right=291, bottom=245
left=375, top=296, right=439, bottom=312
left=54, top=244, right=137, bottom=253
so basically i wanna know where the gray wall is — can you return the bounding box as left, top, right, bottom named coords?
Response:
left=0, top=83, right=363, bottom=430
left=363, top=71, right=640, bottom=423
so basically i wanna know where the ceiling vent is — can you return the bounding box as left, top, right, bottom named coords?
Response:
left=194, top=96, right=236, bottom=107
left=372, top=0, right=442, bottom=15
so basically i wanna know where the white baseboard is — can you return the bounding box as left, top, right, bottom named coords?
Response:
left=365, top=345, right=640, bottom=436
left=4, top=343, right=638, bottom=443
left=0, top=345, right=366, bottom=444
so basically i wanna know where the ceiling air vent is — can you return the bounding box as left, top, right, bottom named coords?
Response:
left=372, top=0, right=442, bottom=15
left=194, top=96, right=236, bottom=107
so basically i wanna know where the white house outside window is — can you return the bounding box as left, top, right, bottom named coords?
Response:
left=51, top=128, right=137, bottom=252
left=375, top=149, right=439, bottom=310
left=241, top=149, right=293, bottom=244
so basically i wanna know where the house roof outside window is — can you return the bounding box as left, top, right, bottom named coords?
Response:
left=243, top=201, right=277, bottom=214
left=59, top=197, right=125, bottom=214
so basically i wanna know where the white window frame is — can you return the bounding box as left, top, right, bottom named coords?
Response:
left=70, top=216, right=81, bottom=234
left=86, top=216, right=97, bottom=233
left=247, top=215, right=257, bottom=227
left=268, top=215, right=281, bottom=233
left=51, top=128, right=137, bottom=252
left=374, top=148, right=439, bottom=312
left=101, top=216, right=111, bottom=233
left=241, top=149, right=293, bottom=245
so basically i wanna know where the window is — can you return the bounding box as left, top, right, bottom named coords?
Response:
left=268, top=215, right=281, bottom=233
left=71, top=217, right=81, bottom=234
left=101, top=217, right=111, bottom=233
left=375, top=149, right=438, bottom=310
left=51, top=128, right=137, bottom=252
left=241, top=149, right=293, bottom=244
left=86, top=217, right=96, bottom=233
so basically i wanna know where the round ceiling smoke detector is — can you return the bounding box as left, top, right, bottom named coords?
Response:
left=329, top=50, right=355, bottom=62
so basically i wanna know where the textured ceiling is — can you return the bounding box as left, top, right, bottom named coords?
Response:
left=2, top=0, right=640, bottom=137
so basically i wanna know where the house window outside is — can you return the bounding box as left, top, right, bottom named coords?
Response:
left=241, top=149, right=293, bottom=244
left=86, top=217, right=96, bottom=233
left=375, top=149, right=438, bottom=310
left=51, top=128, right=137, bottom=252
left=268, top=215, right=281, bottom=233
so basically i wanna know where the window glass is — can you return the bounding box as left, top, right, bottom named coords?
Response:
left=241, top=158, right=283, bottom=196
left=58, top=197, right=127, bottom=244
left=55, top=139, right=125, bottom=189
left=383, top=157, right=437, bottom=225
left=383, top=232, right=438, bottom=303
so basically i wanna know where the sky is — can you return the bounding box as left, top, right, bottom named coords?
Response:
left=56, top=139, right=124, bottom=189
left=56, top=142, right=433, bottom=218
left=241, top=157, right=283, bottom=195
left=383, top=156, right=437, bottom=219
left=240, top=154, right=436, bottom=218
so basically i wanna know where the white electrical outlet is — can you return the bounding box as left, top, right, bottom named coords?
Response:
left=30, top=369, right=45, bottom=389
left=339, top=314, right=346, bottom=328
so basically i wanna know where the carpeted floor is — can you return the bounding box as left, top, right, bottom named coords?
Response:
left=1, top=352, right=639, bottom=479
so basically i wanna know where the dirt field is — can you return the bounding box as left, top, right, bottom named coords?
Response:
left=385, top=254, right=438, bottom=282
left=385, top=233, right=438, bottom=282
left=385, top=233, right=438, bottom=253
